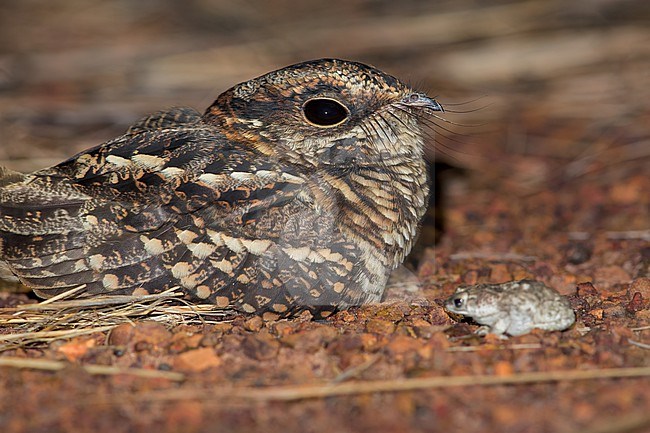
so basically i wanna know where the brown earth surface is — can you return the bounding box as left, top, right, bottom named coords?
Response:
left=1, top=1, right=649, bottom=432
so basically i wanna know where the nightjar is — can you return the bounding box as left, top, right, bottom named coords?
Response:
left=0, top=59, right=443, bottom=318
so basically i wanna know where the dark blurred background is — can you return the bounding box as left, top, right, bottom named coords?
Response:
left=0, top=0, right=648, bottom=215
left=0, top=1, right=647, bottom=152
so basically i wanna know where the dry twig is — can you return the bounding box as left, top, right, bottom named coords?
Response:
left=0, top=356, right=184, bottom=381
left=107, top=366, right=650, bottom=403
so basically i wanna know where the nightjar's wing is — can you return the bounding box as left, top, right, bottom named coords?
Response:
left=125, top=107, right=204, bottom=134
left=0, top=107, right=205, bottom=290
left=0, top=108, right=369, bottom=316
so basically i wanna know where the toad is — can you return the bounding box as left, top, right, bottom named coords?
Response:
left=444, top=280, right=575, bottom=337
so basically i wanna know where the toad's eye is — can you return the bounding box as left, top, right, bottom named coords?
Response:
left=302, top=98, right=349, bottom=127
left=453, top=297, right=464, bottom=308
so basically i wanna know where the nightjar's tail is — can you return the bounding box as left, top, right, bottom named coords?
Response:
left=0, top=167, right=26, bottom=282
left=0, top=166, right=26, bottom=187
left=0, top=166, right=91, bottom=294
left=0, top=108, right=203, bottom=298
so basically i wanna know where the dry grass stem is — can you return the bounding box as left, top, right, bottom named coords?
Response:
left=605, top=230, right=650, bottom=241
left=627, top=339, right=650, bottom=350
left=0, top=356, right=185, bottom=381
left=36, top=285, right=89, bottom=305
left=445, top=343, right=543, bottom=352
left=112, top=366, right=650, bottom=403
left=0, top=289, right=233, bottom=351
left=448, top=251, right=538, bottom=262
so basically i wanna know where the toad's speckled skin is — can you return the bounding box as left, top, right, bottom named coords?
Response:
left=0, top=59, right=443, bottom=319
left=444, top=280, right=575, bottom=337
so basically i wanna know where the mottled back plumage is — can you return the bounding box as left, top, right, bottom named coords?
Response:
left=0, top=59, right=443, bottom=318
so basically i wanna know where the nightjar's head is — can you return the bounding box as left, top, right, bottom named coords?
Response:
left=205, top=59, right=443, bottom=166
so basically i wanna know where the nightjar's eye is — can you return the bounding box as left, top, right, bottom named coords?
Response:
left=302, top=98, right=349, bottom=127
left=453, top=297, right=464, bottom=308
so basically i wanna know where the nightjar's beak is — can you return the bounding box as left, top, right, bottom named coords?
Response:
left=399, top=93, right=444, bottom=112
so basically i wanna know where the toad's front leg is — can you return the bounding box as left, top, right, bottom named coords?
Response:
left=476, top=315, right=512, bottom=339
